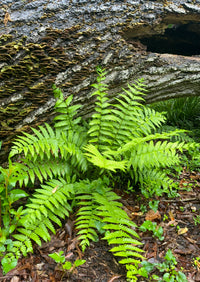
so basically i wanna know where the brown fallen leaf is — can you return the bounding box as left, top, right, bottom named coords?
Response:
left=10, top=277, right=20, bottom=282
left=131, top=211, right=143, bottom=216
left=179, top=178, right=190, bottom=188
left=177, top=227, right=188, bottom=235
left=145, top=209, right=161, bottom=221
left=4, top=12, right=12, bottom=26
left=169, top=210, right=175, bottom=221
left=190, top=173, right=200, bottom=180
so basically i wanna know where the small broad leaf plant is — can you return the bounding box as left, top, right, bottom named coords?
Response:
left=0, top=68, right=193, bottom=281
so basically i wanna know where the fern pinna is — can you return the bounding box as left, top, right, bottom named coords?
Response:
left=0, top=67, right=194, bottom=281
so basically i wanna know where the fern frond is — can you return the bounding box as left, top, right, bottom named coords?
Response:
left=53, top=86, right=82, bottom=132
left=88, top=68, right=118, bottom=151
left=74, top=178, right=112, bottom=251
left=9, top=158, right=72, bottom=186
left=84, top=144, right=127, bottom=172
left=128, top=140, right=185, bottom=171
left=109, top=82, right=146, bottom=146
left=156, top=125, right=194, bottom=142
left=5, top=178, right=74, bottom=268
left=10, top=123, right=58, bottom=159
left=134, top=107, right=166, bottom=136
left=93, top=190, right=144, bottom=281
left=109, top=81, right=165, bottom=148
left=74, top=176, right=144, bottom=280
left=9, top=128, right=88, bottom=186
left=137, top=168, right=174, bottom=198
left=75, top=192, right=100, bottom=252
left=13, top=178, right=75, bottom=252
left=78, top=182, right=143, bottom=274
left=12, top=235, right=33, bottom=255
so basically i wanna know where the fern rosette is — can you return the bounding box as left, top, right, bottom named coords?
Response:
left=0, top=67, right=194, bottom=281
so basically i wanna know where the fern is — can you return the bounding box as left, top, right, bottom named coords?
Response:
left=6, top=177, right=75, bottom=262
left=1, top=68, right=196, bottom=281
left=88, top=68, right=114, bottom=150
left=9, top=125, right=88, bottom=185
left=94, top=182, right=144, bottom=280
left=75, top=177, right=144, bottom=280
left=86, top=70, right=190, bottom=197
left=53, top=85, right=82, bottom=132
left=75, top=187, right=101, bottom=251
left=84, top=144, right=127, bottom=173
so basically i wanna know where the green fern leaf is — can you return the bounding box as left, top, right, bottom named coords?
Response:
left=113, top=251, right=144, bottom=259
left=119, top=258, right=142, bottom=265
left=103, top=225, right=139, bottom=238
left=110, top=244, right=144, bottom=253
left=84, top=144, right=127, bottom=172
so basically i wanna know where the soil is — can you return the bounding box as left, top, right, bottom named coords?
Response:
left=0, top=169, right=200, bottom=282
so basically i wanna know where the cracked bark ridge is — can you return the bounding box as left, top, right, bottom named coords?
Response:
left=0, top=0, right=200, bottom=161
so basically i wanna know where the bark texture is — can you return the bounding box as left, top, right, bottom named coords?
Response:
left=0, top=0, right=200, bottom=158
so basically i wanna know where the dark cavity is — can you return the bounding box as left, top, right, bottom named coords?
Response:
left=140, top=23, right=200, bottom=56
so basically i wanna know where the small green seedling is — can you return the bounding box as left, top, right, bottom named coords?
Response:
left=163, top=214, right=169, bottom=222
left=141, top=249, right=187, bottom=281
left=139, top=220, right=164, bottom=241
left=193, top=256, right=200, bottom=270
left=140, top=204, right=147, bottom=213
left=193, top=215, right=200, bottom=226
left=49, top=251, right=85, bottom=279
left=149, top=200, right=159, bottom=212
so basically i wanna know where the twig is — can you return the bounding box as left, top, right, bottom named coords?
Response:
left=161, top=197, right=199, bottom=202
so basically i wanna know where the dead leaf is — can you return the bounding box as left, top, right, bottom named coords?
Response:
left=178, top=227, right=188, bottom=235
left=145, top=209, right=161, bottom=221
left=35, top=262, right=45, bottom=270
left=131, top=211, right=143, bottom=216
left=191, top=206, right=196, bottom=212
left=169, top=210, right=175, bottom=221
left=10, top=276, right=20, bottom=282
left=4, top=12, right=12, bottom=26
left=179, top=178, right=190, bottom=188
left=190, top=173, right=200, bottom=180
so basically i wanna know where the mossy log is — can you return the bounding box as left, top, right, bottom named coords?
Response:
left=0, top=0, right=200, bottom=160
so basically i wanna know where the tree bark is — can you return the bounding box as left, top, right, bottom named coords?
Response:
left=0, top=0, right=200, bottom=159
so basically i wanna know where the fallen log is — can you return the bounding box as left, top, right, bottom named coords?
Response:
left=0, top=0, right=200, bottom=160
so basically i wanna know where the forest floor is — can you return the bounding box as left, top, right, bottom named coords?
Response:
left=0, top=168, right=200, bottom=282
